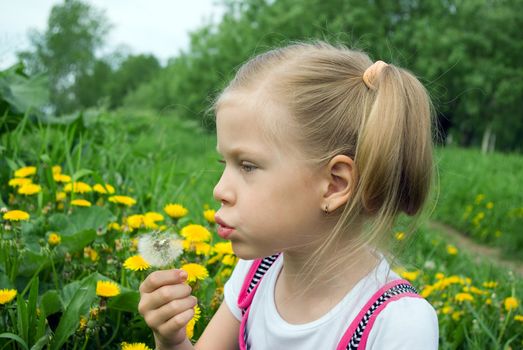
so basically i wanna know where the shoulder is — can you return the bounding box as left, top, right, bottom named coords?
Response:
left=366, top=296, right=439, bottom=349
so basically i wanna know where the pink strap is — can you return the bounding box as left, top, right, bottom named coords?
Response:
left=238, top=259, right=263, bottom=309
left=237, top=258, right=264, bottom=350
left=358, top=292, right=420, bottom=348
left=336, top=279, right=421, bottom=350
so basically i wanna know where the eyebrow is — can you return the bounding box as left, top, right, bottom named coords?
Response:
left=215, top=145, right=264, bottom=158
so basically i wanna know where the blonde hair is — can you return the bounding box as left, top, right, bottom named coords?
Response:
left=214, top=41, right=436, bottom=284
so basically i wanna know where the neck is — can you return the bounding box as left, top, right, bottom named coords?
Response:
left=278, top=223, right=380, bottom=300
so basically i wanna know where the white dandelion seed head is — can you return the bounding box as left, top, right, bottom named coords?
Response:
left=138, top=230, right=183, bottom=267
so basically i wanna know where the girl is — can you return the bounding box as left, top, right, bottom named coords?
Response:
left=138, top=42, right=439, bottom=349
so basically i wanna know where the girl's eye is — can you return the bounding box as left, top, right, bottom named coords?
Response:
left=240, top=162, right=257, bottom=173
left=218, top=159, right=226, bottom=166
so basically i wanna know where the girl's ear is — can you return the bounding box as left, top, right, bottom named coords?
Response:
left=321, top=155, right=358, bottom=212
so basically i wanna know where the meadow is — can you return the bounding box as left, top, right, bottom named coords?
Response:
left=0, top=110, right=522, bottom=350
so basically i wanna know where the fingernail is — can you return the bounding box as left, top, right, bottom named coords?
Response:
left=179, top=270, right=188, bottom=279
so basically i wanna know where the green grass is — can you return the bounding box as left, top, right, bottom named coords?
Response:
left=0, top=111, right=521, bottom=349
left=433, top=147, right=523, bottom=258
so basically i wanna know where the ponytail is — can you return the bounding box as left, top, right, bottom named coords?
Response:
left=357, top=64, right=433, bottom=217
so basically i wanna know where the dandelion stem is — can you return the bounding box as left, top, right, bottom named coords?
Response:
left=80, top=335, right=89, bottom=350
left=48, top=251, right=60, bottom=291
left=101, top=311, right=121, bottom=348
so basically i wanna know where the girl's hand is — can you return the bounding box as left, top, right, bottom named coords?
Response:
left=139, top=269, right=197, bottom=349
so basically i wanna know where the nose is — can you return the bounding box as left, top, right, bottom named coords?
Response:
left=213, top=170, right=235, bottom=205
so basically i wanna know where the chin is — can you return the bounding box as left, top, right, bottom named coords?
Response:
left=231, top=241, right=272, bottom=261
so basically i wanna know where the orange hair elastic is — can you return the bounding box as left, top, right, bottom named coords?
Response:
left=362, top=60, right=388, bottom=90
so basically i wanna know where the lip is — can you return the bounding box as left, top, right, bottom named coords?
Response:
left=215, top=215, right=235, bottom=239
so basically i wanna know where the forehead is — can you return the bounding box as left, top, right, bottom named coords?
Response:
left=215, top=91, right=296, bottom=156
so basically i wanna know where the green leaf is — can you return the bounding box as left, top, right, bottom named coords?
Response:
left=0, top=333, right=29, bottom=350
left=107, top=289, right=140, bottom=313
left=50, top=273, right=102, bottom=350
left=27, top=277, right=39, bottom=346
left=40, top=289, right=62, bottom=317
left=49, top=206, right=113, bottom=236
left=30, top=334, right=50, bottom=350
left=72, top=168, right=93, bottom=181
left=58, top=229, right=97, bottom=254
left=17, top=250, right=47, bottom=277
left=16, top=294, right=29, bottom=348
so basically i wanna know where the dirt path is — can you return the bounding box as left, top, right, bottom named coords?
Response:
left=428, top=221, right=523, bottom=276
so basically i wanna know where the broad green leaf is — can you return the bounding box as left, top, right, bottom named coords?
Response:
left=40, top=289, right=62, bottom=317
left=17, top=250, right=46, bottom=278
left=50, top=273, right=103, bottom=350
left=107, top=289, right=140, bottom=313
left=0, top=333, right=29, bottom=350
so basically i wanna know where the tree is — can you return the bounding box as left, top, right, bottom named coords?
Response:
left=18, top=0, right=110, bottom=114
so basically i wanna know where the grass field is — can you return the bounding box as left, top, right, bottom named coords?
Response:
left=0, top=111, right=521, bottom=349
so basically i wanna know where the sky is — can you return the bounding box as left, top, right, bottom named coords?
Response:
left=0, top=0, right=226, bottom=69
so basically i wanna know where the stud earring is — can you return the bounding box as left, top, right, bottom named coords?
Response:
left=324, top=204, right=329, bottom=214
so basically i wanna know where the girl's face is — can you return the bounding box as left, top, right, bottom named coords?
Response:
left=213, top=92, right=327, bottom=260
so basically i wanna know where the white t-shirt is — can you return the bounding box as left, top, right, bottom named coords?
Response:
left=224, top=255, right=439, bottom=349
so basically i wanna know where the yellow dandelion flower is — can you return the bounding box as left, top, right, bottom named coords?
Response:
left=475, top=194, right=485, bottom=204
left=78, top=315, right=88, bottom=331
left=84, top=247, right=99, bottom=262
left=108, top=222, right=121, bottom=231
left=123, top=255, right=150, bottom=271
left=451, top=311, right=463, bottom=321
left=203, top=209, right=216, bottom=224
left=14, top=166, right=36, bottom=178
left=121, top=342, right=153, bottom=350
left=400, top=270, right=420, bottom=281
left=514, top=314, right=523, bottom=322
left=126, top=214, right=145, bottom=229
left=71, top=199, right=92, bottom=207
left=56, top=191, right=67, bottom=202
left=195, top=241, right=212, bottom=255
left=455, top=292, right=474, bottom=303
left=0, top=289, right=17, bottom=304
left=486, top=202, right=494, bottom=209
left=446, top=245, right=458, bottom=255
left=442, top=306, right=453, bottom=315
left=181, top=263, right=209, bottom=283
left=222, top=254, right=237, bottom=266
left=53, top=173, right=71, bottom=183
left=186, top=318, right=196, bottom=339
left=164, top=203, right=188, bottom=219
left=435, top=272, right=445, bottom=280
left=483, top=281, right=498, bottom=289
left=185, top=304, right=201, bottom=339
left=93, top=183, right=115, bottom=194
left=486, top=298, right=492, bottom=305
left=394, top=231, right=405, bottom=241
left=504, top=297, right=519, bottom=312
left=8, top=177, right=32, bottom=187
left=52, top=165, right=62, bottom=174
left=96, top=280, right=120, bottom=298
left=420, top=285, right=434, bottom=298
left=64, top=182, right=92, bottom=193
left=145, top=211, right=164, bottom=222
left=18, top=183, right=41, bottom=195
left=3, top=210, right=30, bottom=221
left=108, top=195, right=136, bottom=207
left=213, top=242, right=234, bottom=256
left=180, top=224, right=211, bottom=243
left=48, top=233, right=61, bottom=246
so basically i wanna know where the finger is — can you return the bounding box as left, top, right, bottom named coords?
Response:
left=140, top=269, right=188, bottom=294
left=138, top=284, right=192, bottom=314
left=157, top=307, right=196, bottom=336
left=145, top=296, right=198, bottom=329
